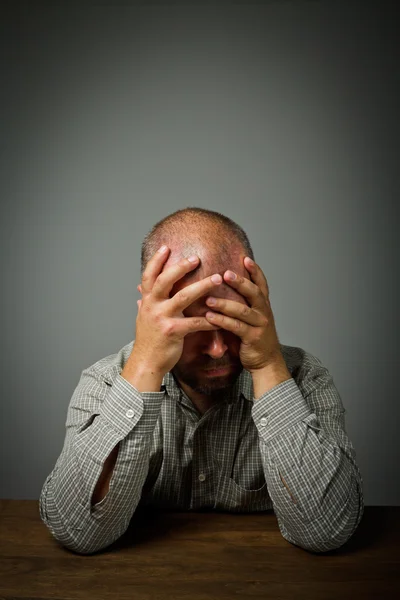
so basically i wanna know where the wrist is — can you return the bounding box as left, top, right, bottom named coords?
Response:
left=121, top=352, right=165, bottom=392
left=251, top=357, right=292, bottom=399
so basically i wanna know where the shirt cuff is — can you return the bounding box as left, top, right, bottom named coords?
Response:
left=98, top=373, right=165, bottom=437
left=251, top=378, right=312, bottom=442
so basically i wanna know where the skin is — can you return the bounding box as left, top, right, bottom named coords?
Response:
left=169, top=249, right=249, bottom=406
left=134, top=235, right=289, bottom=414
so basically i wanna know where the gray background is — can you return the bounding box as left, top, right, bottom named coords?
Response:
left=1, top=1, right=398, bottom=504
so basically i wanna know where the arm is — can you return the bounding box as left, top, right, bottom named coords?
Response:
left=40, top=247, right=224, bottom=555
left=39, top=363, right=165, bottom=555
left=251, top=351, right=364, bottom=553
left=203, top=257, right=364, bottom=552
left=91, top=362, right=164, bottom=506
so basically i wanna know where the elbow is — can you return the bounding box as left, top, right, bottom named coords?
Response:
left=40, top=518, right=99, bottom=555
left=321, top=496, right=365, bottom=554
left=280, top=482, right=364, bottom=554
left=319, top=480, right=365, bottom=553
left=293, top=534, right=353, bottom=554
left=49, top=513, right=131, bottom=555
left=281, top=522, right=357, bottom=554
left=61, top=539, right=109, bottom=556
left=46, top=522, right=127, bottom=556
left=39, top=497, right=129, bottom=556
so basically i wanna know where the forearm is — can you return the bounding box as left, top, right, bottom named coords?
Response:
left=264, top=418, right=363, bottom=552
left=252, top=378, right=364, bottom=552
left=39, top=374, right=164, bottom=555
left=90, top=357, right=164, bottom=506
left=91, top=443, right=120, bottom=505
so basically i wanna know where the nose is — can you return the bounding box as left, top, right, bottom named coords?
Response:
left=204, top=330, right=228, bottom=360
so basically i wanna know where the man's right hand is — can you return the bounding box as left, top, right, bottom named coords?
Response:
left=125, top=245, right=223, bottom=387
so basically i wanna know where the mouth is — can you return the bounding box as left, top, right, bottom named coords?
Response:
left=202, top=365, right=234, bottom=376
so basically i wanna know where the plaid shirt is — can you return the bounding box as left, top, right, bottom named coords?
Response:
left=39, top=340, right=364, bottom=555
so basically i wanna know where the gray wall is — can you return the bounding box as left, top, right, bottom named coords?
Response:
left=1, top=1, right=398, bottom=504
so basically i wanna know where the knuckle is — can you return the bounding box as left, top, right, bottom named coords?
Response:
left=162, top=321, right=175, bottom=337
left=261, top=315, right=269, bottom=327
left=176, top=290, right=189, bottom=304
left=234, top=318, right=242, bottom=331
left=191, top=317, right=203, bottom=329
left=254, top=332, right=263, bottom=344
left=142, top=301, right=152, bottom=314
left=241, top=305, right=250, bottom=318
left=155, top=271, right=166, bottom=285
left=153, top=308, right=162, bottom=320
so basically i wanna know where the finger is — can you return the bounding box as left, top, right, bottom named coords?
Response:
left=204, top=311, right=251, bottom=339
left=141, top=245, right=171, bottom=294
left=205, top=297, right=263, bottom=326
left=243, top=257, right=269, bottom=298
left=222, top=270, right=265, bottom=309
left=172, top=317, right=221, bottom=337
left=168, top=273, right=223, bottom=313
left=152, top=255, right=201, bottom=299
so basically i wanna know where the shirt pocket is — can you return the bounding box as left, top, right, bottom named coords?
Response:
left=214, top=473, right=271, bottom=513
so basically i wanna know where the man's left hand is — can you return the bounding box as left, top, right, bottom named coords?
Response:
left=204, top=257, right=284, bottom=373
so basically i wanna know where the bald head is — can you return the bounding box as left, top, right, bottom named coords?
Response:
left=164, top=231, right=245, bottom=283
left=169, top=243, right=250, bottom=310
left=140, top=207, right=255, bottom=276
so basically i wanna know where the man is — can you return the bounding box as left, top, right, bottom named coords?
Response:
left=39, top=207, right=364, bottom=555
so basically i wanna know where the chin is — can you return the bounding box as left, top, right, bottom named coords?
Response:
left=190, top=370, right=242, bottom=396
left=172, top=362, right=243, bottom=396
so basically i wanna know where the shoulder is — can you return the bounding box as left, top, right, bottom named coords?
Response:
left=80, top=340, right=135, bottom=386
left=279, top=343, right=327, bottom=380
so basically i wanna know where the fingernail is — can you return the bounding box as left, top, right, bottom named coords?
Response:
left=226, top=271, right=236, bottom=280
left=207, top=296, right=216, bottom=305
left=158, top=245, right=168, bottom=253
left=211, top=274, right=222, bottom=284
left=246, top=257, right=254, bottom=266
left=188, top=255, right=199, bottom=263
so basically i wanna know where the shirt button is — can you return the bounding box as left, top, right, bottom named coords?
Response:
left=126, top=409, right=135, bottom=419
left=260, top=417, right=268, bottom=427
left=198, top=473, right=206, bottom=482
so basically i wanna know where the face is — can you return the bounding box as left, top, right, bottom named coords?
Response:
left=171, top=255, right=249, bottom=397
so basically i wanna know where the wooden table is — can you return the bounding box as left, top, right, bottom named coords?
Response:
left=0, top=500, right=399, bottom=599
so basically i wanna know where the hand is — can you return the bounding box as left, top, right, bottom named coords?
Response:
left=204, top=257, right=282, bottom=373
left=131, top=246, right=222, bottom=377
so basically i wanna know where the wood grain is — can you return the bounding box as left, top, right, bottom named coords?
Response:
left=0, top=501, right=399, bottom=600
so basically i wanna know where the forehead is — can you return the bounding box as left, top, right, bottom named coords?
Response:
left=164, top=240, right=250, bottom=299
left=172, top=262, right=249, bottom=307
left=181, top=281, right=248, bottom=314
left=203, top=280, right=247, bottom=304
